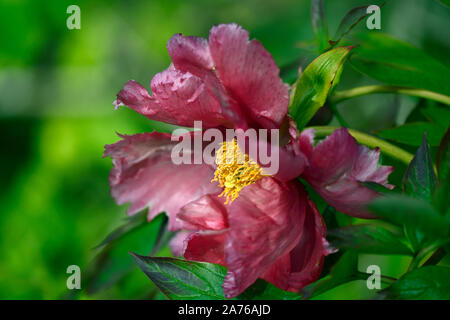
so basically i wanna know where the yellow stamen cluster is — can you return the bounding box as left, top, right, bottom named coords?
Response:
left=212, top=139, right=263, bottom=204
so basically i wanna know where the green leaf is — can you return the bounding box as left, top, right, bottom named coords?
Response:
left=382, top=266, right=450, bottom=299
left=403, top=134, right=437, bottom=201
left=368, top=195, right=449, bottom=239
left=94, top=211, right=148, bottom=248
left=290, top=46, right=352, bottom=130
left=311, top=0, right=329, bottom=51
left=420, top=103, right=450, bottom=128
left=379, top=122, right=447, bottom=147
left=300, top=251, right=358, bottom=299
left=328, top=224, right=412, bottom=255
left=86, top=213, right=170, bottom=294
left=436, top=128, right=450, bottom=182
left=132, top=255, right=301, bottom=300
left=329, top=5, right=373, bottom=48
left=349, top=32, right=450, bottom=97
left=434, top=129, right=450, bottom=215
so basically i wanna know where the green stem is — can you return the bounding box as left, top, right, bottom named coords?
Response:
left=355, top=271, right=397, bottom=285
left=308, top=126, right=414, bottom=165
left=330, top=85, right=450, bottom=106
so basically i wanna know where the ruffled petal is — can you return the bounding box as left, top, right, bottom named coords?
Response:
left=222, top=178, right=306, bottom=298
left=301, top=128, right=394, bottom=218
left=103, top=131, right=221, bottom=230
left=114, top=67, right=231, bottom=128
left=285, top=195, right=329, bottom=290
left=184, top=231, right=227, bottom=266
left=177, top=194, right=228, bottom=231
left=260, top=186, right=329, bottom=292
left=169, top=231, right=192, bottom=257
left=167, top=34, right=214, bottom=78
left=208, top=24, right=289, bottom=129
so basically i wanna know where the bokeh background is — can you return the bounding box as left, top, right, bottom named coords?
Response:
left=0, top=0, right=449, bottom=299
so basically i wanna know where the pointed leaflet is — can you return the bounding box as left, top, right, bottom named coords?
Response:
left=290, top=46, right=352, bottom=130
left=329, top=5, right=377, bottom=48
left=403, top=133, right=437, bottom=201
left=131, top=255, right=301, bottom=300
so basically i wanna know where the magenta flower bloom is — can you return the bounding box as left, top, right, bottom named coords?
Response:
left=105, top=24, right=393, bottom=298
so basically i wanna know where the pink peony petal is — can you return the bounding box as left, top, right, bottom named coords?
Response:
left=169, top=231, right=192, bottom=257
left=284, top=195, right=329, bottom=291
left=261, top=187, right=329, bottom=292
left=301, top=128, right=394, bottom=218
left=114, top=67, right=232, bottom=128
left=184, top=231, right=228, bottom=266
left=208, top=24, right=289, bottom=129
left=177, top=194, right=228, bottom=231
left=222, top=178, right=306, bottom=298
left=167, top=34, right=214, bottom=78
left=104, top=131, right=221, bottom=230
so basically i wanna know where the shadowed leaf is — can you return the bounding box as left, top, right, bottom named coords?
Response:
left=328, top=224, right=412, bottom=255
left=132, top=255, right=302, bottom=300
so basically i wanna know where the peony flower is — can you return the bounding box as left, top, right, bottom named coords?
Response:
left=104, top=23, right=393, bottom=298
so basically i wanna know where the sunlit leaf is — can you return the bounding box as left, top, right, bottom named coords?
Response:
left=328, top=224, right=412, bottom=255
left=290, top=46, right=352, bottom=130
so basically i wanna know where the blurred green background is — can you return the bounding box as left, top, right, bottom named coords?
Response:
left=0, top=0, right=448, bottom=299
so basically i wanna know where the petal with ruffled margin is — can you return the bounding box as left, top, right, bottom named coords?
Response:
left=114, top=67, right=231, bottom=128
left=208, top=24, right=289, bottom=129
left=300, top=128, right=394, bottom=218
left=257, top=185, right=329, bottom=292
left=167, top=34, right=214, bottom=79
left=178, top=179, right=329, bottom=297
left=177, top=194, right=228, bottom=231
left=222, top=178, right=306, bottom=298
left=103, top=131, right=221, bottom=230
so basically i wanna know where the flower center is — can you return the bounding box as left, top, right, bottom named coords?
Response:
left=212, top=139, right=263, bottom=204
